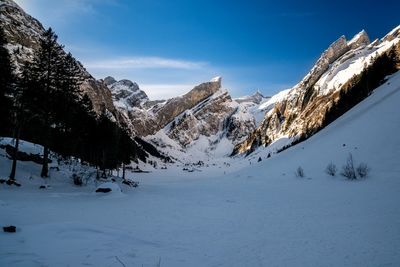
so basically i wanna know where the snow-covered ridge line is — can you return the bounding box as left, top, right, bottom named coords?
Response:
left=234, top=25, right=400, bottom=156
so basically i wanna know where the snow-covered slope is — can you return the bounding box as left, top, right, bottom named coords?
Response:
left=1, top=70, right=400, bottom=267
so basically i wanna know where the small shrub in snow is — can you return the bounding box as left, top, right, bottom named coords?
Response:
left=356, top=163, right=370, bottom=178
left=295, top=166, right=305, bottom=178
left=325, top=162, right=337, bottom=176
left=341, top=153, right=356, bottom=180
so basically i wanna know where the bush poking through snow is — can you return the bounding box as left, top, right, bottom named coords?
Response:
left=325, top=162, right=337, bottom=176
left=341, top=153, right=357, bottom=180
left=295, top=166, right=305, bottom=178
left=356, top=163, right=370, bottom=178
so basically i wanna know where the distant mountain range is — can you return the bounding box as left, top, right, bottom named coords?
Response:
left=1, top=0, right=399, bottom=163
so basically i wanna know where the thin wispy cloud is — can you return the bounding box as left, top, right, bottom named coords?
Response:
left=86, top=57, right=208, bottom=70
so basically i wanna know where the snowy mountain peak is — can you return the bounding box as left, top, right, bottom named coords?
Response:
left=103, top=76, right=117, bottom=86
left=115, top=79, right=140, bottom=91
left=348, top=29, right=370, bottom=49
left=298, top=34, right=349, bottom=90
left=382, top=24, right=400, bottom=42
left=235, top=90, right=267, bottom=104
left=104, top=77, right=149, bottom=109
left=252, top=90, right=265, bottom=103
left=210, top=76, right=222, bottom=83
left=210, top=76, right=222, bottom=87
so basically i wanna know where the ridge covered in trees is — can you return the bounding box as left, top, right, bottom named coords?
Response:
left=0, top=26, right=139, bottom=180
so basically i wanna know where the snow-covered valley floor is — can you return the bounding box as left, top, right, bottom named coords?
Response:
left=1, top=72, right=400, bottom=267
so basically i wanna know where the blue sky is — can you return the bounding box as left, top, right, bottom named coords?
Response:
left=14, top=0, right=400, bottom=99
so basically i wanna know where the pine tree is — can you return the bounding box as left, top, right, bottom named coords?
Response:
left=27, top=27, right=65, bottom=177
left=8, top=61, right=34, bottom=181
left=0, top=27, right=14, bottom=135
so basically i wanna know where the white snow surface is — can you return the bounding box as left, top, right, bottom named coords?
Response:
left=1, top=71, right=400, bottom=266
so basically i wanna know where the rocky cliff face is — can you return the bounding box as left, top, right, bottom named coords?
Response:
left=167, top=89, right=237, bottom=147
left=102, top=75, right=271, bottom=154
left=155, top=77, right=223, bottom=129
left=299, top=35, right=349, bottom=91
left=0, top=0, right=117, bottom=116
left=109, top=77, right=224, bottom=137
left=104, top=76, right=149, bottom=109
left=234, top=28, right=400, bottom=155
left=143, top=83, right=271, bottom=159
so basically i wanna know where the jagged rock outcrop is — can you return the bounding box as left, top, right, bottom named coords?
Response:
left=144, top=85, right=271, bottom=154
left=104, top=76, right=117, bottom=86
left=300, top=36, right=349, bottom=91
left=167, top=89, right=236, bottom=146
left=234, top=28, right=400, bottom=155
left=115, top=77, right=224, bottom=137
left=117, top=76, right=270, bottom=150
left=104, top=77, right=149, bottom=109
left=235, top=91, right=266, bottom=104
left=348, top=30, right=370, bottom=49
left=155, top=77, right=222, bottom=128
left=382, top=25, right=400, bottom=42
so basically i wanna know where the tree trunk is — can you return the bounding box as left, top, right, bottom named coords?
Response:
left=41, top=145, right=49, bottom=177
left=9, top=125, right=21, bottom=181
left=122, top=163, right=126, bottom=180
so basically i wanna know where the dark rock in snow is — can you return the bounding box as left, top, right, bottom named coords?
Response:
left=3, top=226, right=16, bottom=233
left=96, top=188, right=112, bottom=193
